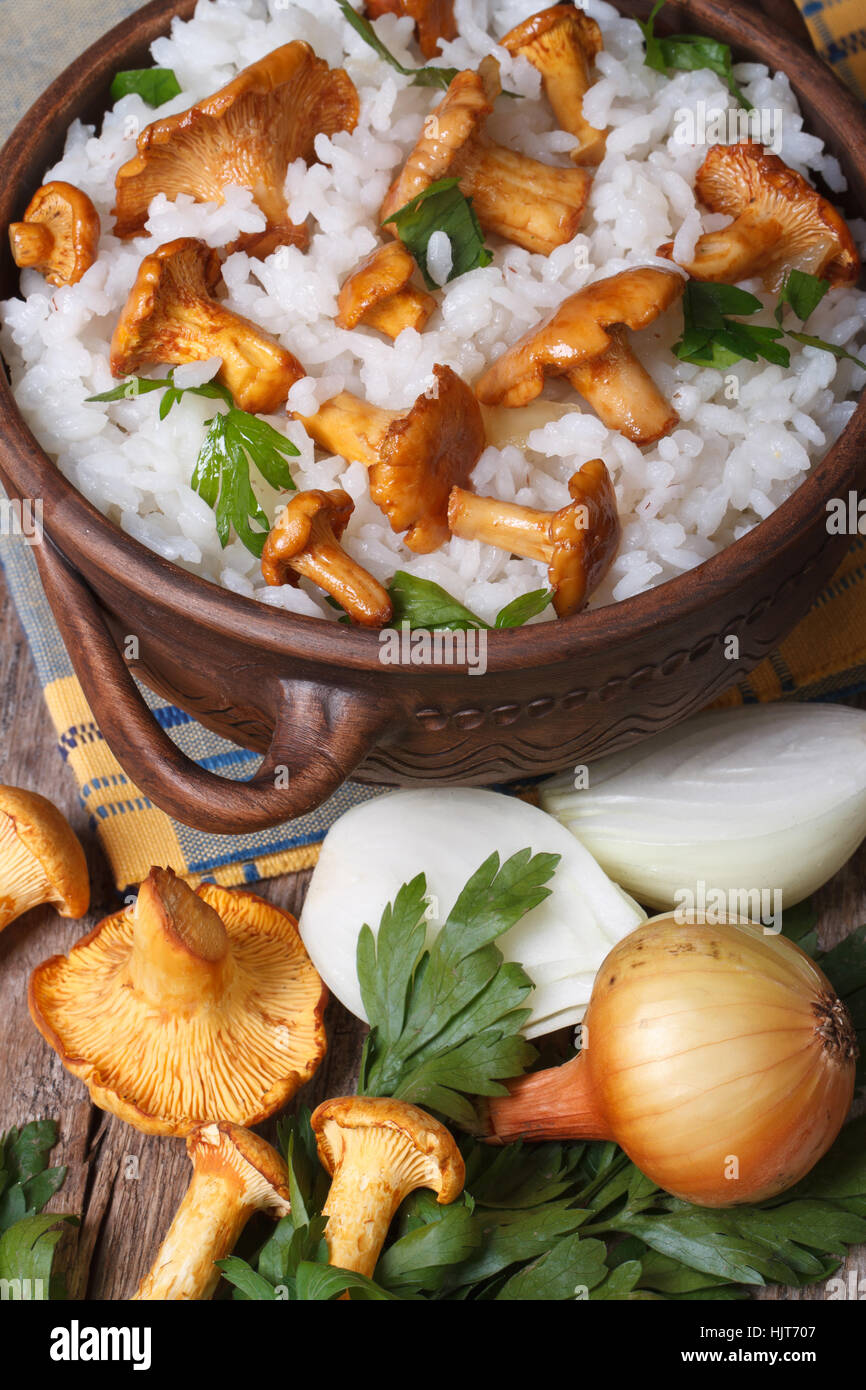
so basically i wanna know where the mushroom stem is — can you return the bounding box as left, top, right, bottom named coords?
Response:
left=155, top=295, right=293, bottom=413
left=134, top=1124, right=291, bottom=1300
left=448, top=488, right=553, bottom=562
left=261, top=488, right=393, bottom=627
left=502, top=6, right=606, bottom=166
left=321, top=1167, right=406, bottom=1279
left=295, top=392, right=395, bottom=467
left=362, top=287, right=437, bottom=338
left=312, top=1097, right=465, bottom=1283
left=127, top=867, right=230, bottom=1010
left=134, top=1165, right=252, bottom=1300
left=565, top=325, right=679, bottom=446
left=8, top=223, right=54, bottom=269
left=454, top=142, right=592, bottom=256
left=286, top=514, right=392, bottom=625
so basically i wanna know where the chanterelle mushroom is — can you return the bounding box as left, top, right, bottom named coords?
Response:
left=262, top=488, right=393, bottom=628
left=381, top=62, right=592, bottom=256
left=336, top=242, right=436, bottom=339
left=9, top=182, right=100, bottom=287
left=0, top=787, right=89, bottom=932
left=28, top=866, right=327, bottom=1134
left=295, top=365, right=485, bottom=552
left=312, top=1096, right=465, bottom=1278
left=113, top=42, right=359, bottom=256
left=448, top=456, right=620, bottom=617
left=134, top=1123, right=291, bottom=1301
left=475, top=267, right=685, bottom=446
left=365, top=0, right=457, bottom=59
left=501, top=6, right=607, bottom=167
left=110, top=237, right=303, bottom=413
left=658, top=141, right=860, bottom=292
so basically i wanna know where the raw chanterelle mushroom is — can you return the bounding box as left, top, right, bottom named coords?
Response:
left=110, top=237, right=303, bottom=414
left=658, top=141, right=860, bottom=292
left=294, top=364, right=485, bottom=553
left=381, top=60, right=592, bottom=256
left=501, top=5, right=607, bottom=167
left=475, top=266, right=685, bottom=447
left=29, top=866, right=327, bottom=1135
left=113, top=42, right=359, bottom=257
left=8, top=182, right=100, bottom=287
left=448, top=456, right=620, bottom=617
left=336, top=242, right=437, bottom=339
left=134, top=1123, right=291, bottom=1301
left=365, top=0, right=457, bottom=59
left=261, top=488, right=393, bottom=628
left=0, top=787, right=89, bottom=932
left=312, top=1096, right=465, bottom=1279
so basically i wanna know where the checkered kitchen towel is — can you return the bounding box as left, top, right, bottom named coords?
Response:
left=0, top=0, right=865, bottom=893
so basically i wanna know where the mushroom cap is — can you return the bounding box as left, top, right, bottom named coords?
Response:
left=113, top=42, right=359, bottom=250
left=9, top=181, right=100, bottom=287
left=109, top=236, right=303, bottom=411
left=0, top=786, right=89, bottom=930
left=186, top=1121, right=292, bottom=1212
left=336, top=242, right=420, bottom=330
left=372, top=364, right=486, bottom=552
left=261, top=488, right=354, bottom=586
left=501, top=4, right=603, bottom=62
left=365, top=0, right=458, bottom=60
left=670, top=141, right=859, bottom=290
left=28, top=869, right=328, bottom=1135
left=312, top=1096, right=465, bottom=1204
left=381, top=68, right=494, bottom=226
left=549, top=457, right=620, bottom=617
left=111, top=237, right=221, bottom=377
left=475, top=267, right=685, bottom=408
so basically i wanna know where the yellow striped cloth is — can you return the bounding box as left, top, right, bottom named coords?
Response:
left=2, top=0, right=865, bottom=892
left=795, top=0, right=866, bottom=98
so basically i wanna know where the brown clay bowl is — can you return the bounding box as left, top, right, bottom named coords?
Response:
left=0, top=0, right=864, bottom=834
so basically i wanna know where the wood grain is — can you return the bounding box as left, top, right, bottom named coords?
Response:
left=0, top=565, right=862, bottom=1300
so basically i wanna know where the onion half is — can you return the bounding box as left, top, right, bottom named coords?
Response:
left=298, top=788, right=646, bottom=1038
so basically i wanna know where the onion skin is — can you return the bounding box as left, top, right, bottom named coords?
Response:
left=485, top=916, right=857, bottom=1207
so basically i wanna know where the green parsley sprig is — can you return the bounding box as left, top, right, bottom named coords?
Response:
left=384, top=178, right=493, bottom=288
left=0, top=1119, right=75, bottom=1301
left=639, top=0, right=752, bottom=109
left=334, top=0, right=458, bottom=90
left=356, top=850, right=558, bottom=1126
left=675, top=270, right=866, bottom=373
left=87, top=372, right=299, bottom=557
left=387, top=571, right=552, bottom=630
left=110, top=68, right=181, bottom=107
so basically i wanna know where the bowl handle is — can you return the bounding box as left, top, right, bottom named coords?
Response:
left=35, top=542, right=393, bottom=834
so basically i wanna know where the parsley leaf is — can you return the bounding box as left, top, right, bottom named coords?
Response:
left=639, top=0, right=752, bottom=108
left=774, top=270, right=866, bottom=370
left=356, top=849, right=557, bottom=1125
left=110, top=68, right=182, bottom=107
left=775, top=268, right=831, bottom=326
left=387, top=571, right=551, bottom=630
left=384, top=178, right=492, bottom=288
left=0, top=1119, right=74, bottom=1300
left=334, top=0, right=458, bottom=90
left=88, top=372, right=299, bottom=556
left=675, top=281, right=790, bottom=369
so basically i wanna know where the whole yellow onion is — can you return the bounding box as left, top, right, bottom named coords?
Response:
left=485, top=916, right=857, bottom=1206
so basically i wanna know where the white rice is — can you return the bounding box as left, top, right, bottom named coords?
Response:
left=2, top=0, right=865, bottom=622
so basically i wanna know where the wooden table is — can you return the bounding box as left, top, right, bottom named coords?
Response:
left=0, top=565, right=863, bottom=1300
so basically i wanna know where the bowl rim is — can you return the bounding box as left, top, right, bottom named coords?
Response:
left=0, top=0, right=865, bottom=677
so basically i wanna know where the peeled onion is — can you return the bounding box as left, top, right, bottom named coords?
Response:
left=486, top=914, right=857, bottom=1205
left=541, top=704, right=866, bottom=910
left=298, top=788, right=646, bottom=1038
